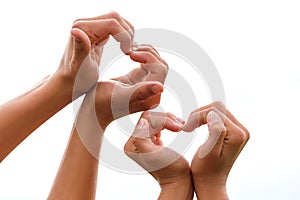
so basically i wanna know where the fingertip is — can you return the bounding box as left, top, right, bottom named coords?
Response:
left=70, top=28, right=83, bottom=42
left=137, top=118, right=149, bottom=129
left=129, top=51, right=146, bottom=63
left=207, top=111, right=224, bottom=134
left=70, top=28, right=91, bottom=53
left=151, top=84, right=163, bottom=94
left=182, top=121, right=196, bottom=132
left=120, top=37, right=133, bottom=54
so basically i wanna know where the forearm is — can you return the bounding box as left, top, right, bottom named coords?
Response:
left=0, top=73, right=73, bottom=161
left=158, top=174, right=194, bottom=200
left=47, top=127, right=101, bottom=200
left=48, top=92, right=105, bottom=200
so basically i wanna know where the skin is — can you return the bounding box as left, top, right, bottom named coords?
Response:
left=0, top=11, right=170, bottom=200
left=48, top=44, right=169, bottom=199
left=124, top=102, right=250, bottom=200
left=0, top=11, right=134, bottom=162
left=124, top=111, right=194, bottom=200
left=0, top=11, right=249, bottom=200
left=184, top=101, right=250, bottom=200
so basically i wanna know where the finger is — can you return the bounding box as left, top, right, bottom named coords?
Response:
left=129, top=93, right=162, bottom=113
left=73, top=19, right=132, bottom=53
left=70, top=28, right=91, bottom=64
left=92, top=44, right=104, bottom=65
left=129, top=82, right=163, bottom=103
left=110, top=81, right=163, bottom=118
left=147, top=112, right=183, bottom=132
left=132, top=112, right=183, bottom=138
left=131, top=44, right=168, bottom=66
left=189, top=101, right=249, bottom=139
left=197, top=111, right=226, bottom=158
left=197, top=107, right=248, bottom=144
left=185, top=108, right=249, bottom=158
left=74, top=12, right=134, bottom=39
left=124, top=119, right=157, bottom=153
left=116, top=68, right=148, bottom=84
left=189, top=101, right=226, bottom=117
left=183, top=106, right=226, bottom=132
left=130, top=51, right=168, bottom=83
left=221, top=109, right=250, bottom=140
left=130, top=50, right=164, bottom=65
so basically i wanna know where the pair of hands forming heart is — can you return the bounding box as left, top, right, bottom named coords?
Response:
left=58, top=11, right=249, bottom=200
left=124, top=102, right=250, bottom=200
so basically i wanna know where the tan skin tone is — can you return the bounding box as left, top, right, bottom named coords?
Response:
left=125, top=102, right=250, bottom=200
left=185, top=102, right=250, bottom=200
left=124, top=111, right=194, bottom=200
left=0, top=11, right=167, bottom=199
left=48, top=40, right=169, bottom=199
left=0, top=12, right=134, bottom=162
left=0, top=11, right=249, bottom=200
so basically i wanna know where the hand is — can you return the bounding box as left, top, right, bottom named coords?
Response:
left=183, top=102, right=250, bottom=199
left=73, top=45, right=168, bottom=160
left=56, top=12, right=134, bottom=98
left=124, top=111, right=187, bottom=182
left=117, top=44, right=168, bottom=84
left=124, top=111, right=193, bottom=200
left=95, top=45, right=169, bottom=128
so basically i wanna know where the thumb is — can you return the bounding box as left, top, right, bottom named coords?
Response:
left=198, top=111, right=225, bottom=158
left=129, top=81, right=163, bottom=103
left=128, top=81, right=163, bottom=114
left=111, top=81, right=163, bottom=120
left=133, top=118, right=151, bottom=138
left=125, top=118, right=157, bottom=154
left=70, top=28, right=91, bottom=65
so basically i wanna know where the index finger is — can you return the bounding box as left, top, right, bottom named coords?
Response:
left=73, top=18, right=133, bottom=53
left=132, top=111, right=183, bottom=138
left=74, top=11, right=134, bottom=39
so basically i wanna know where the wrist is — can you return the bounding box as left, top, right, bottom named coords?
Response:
left=193, top=178, right=228, bottom=200
left=158, top=173, right=194, bottom=200
left=52, top=69, right=78, bottom=101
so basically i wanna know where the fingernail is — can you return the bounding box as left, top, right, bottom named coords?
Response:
left=176, top=117, right=185, bottom=124
left=175, top=120, right=184, bottom=130
left=131, top=46, right=139, bottom=51
left=207, top=111, right=218, bottom=123
left=137, top=118, right=149, bottom=129
left=151, top=85, right=162, bottom=94
left=207, top=111, right=221, bottom=124
left=131, top=42, right=139, bottom=51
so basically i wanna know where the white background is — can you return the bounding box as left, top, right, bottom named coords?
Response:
left=0, top=0, right=300, bottom=199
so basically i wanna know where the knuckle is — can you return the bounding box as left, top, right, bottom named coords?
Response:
left=107, top=18, right=119, bottom=27
left=123, top=140, right=132, bottom=152
left=72, top=20, right=84, bottom=28
left=166, top=112, right=174, bottom=118
left=213, top=100, right=225, bottom=107
left=207, top=106, right=219, bottom=114
left=108, top=11, right=122, bottom=20
left=244, top=128, right=250, bottom=141
left=212, top=101, right=226, bottom=112
left=233, top=129, right=248, bottom=144
left=161, top=59, right=169, bottom=68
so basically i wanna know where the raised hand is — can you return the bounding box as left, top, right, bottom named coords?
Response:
left=56, top=11, right=134, bottom=98
left=183, top=102, right=250, bottom=200
left=124, top=111, right=194, bottom=200
left=94, top=44, right=168, bottom=128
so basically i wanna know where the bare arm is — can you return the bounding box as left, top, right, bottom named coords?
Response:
left=0, top=11, right=134, bottom=162
left=0, top=74, right=73, bottom=162
left=48, top=44, right=168, bottom=200
left=183, top=102, right=250, bottom=200
left=124, top=112, right=194, bottom=200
